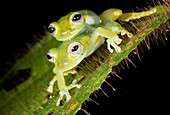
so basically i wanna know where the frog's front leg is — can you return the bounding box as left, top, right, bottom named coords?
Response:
left=47, top=71, right=81, bottom=106
left=104, top=21, right=133, bottom=38
left=56, top=79, right=81, bottom=106
left=47, top=75, right=57, bottom=93
left=90, top=27, right=122, bottom=53
left=106, top=36, right=121, bottom=53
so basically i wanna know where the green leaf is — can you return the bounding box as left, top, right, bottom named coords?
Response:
left=0, top=5, right=169, bottom=115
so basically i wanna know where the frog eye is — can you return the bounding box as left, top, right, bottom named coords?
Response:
left=47, top=51, right=56, bottom=63
left=71, top=12, right=84, bottom=24
left=48, top=24, right=57, bottom=36
left=68, top=42, right=83, bottom=56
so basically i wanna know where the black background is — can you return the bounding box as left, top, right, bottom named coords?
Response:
left=1, top=0, right=170, bottom=114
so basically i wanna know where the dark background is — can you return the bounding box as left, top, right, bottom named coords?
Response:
left=1, top=0, right=170, bottom=114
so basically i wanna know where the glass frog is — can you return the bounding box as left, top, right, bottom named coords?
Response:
left=46, top=8, right=157, bottom=106
left=48, top=8, right=157, bottom=52
left=46, top=31, right=108, bottom=106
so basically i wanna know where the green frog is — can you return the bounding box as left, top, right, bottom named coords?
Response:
left=48, top=8, right=156, bottom=52
left=46, top=7, right=157, bottom=106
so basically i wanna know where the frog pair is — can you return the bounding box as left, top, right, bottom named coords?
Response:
left=46, top=8, right=157, bottom=106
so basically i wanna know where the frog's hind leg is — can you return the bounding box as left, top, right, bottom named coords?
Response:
left=56, top=80, right=81, bottom=106
left=63, top=68, right=81, bottom=91
left=118, top=7, right=157, bottom=22
left=99, top=8, right=123, bottom=21
left=64, top=69, right=81, bottom=93
left=67, top=79, right=81, bottom=90
left=63, top=68, right=78, bottom=76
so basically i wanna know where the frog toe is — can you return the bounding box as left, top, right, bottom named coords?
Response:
left=47, top=86, right=53, bottom=93
left=68, top=79, right=81, bottom=90
left=127, top=32, right=133, bottom=38
left=107, top=42, right=113, bottom=53
left=121, top=31, right=133, bottom=38
left=106, top=39, right=121, bottom=53
left=56, top=81, right=81, bottom=106
left=68, top=84, right=81, bottom=90
left=56, top=87, right=71, bottom=106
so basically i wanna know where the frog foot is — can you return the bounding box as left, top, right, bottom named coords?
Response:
left=56, top=80, right=81, bottom=106
left=121, top=30, right=133, bottom=38
left=106, top=36, right=122, bottom=53
left=47, top=86, right=53, bottom=93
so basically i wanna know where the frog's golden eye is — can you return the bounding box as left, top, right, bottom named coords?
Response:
left=68, top=42, right=83, bottom=56
left=71, top=12, right=84, bottom=24
left=47, top=51, right=56, bottom=63
left=48, top=24, right=57, bottom=36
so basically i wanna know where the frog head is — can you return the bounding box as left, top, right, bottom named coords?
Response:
left=48, top=10, right=101, bottom=41
left=47, top=34, right=91, bottom=72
